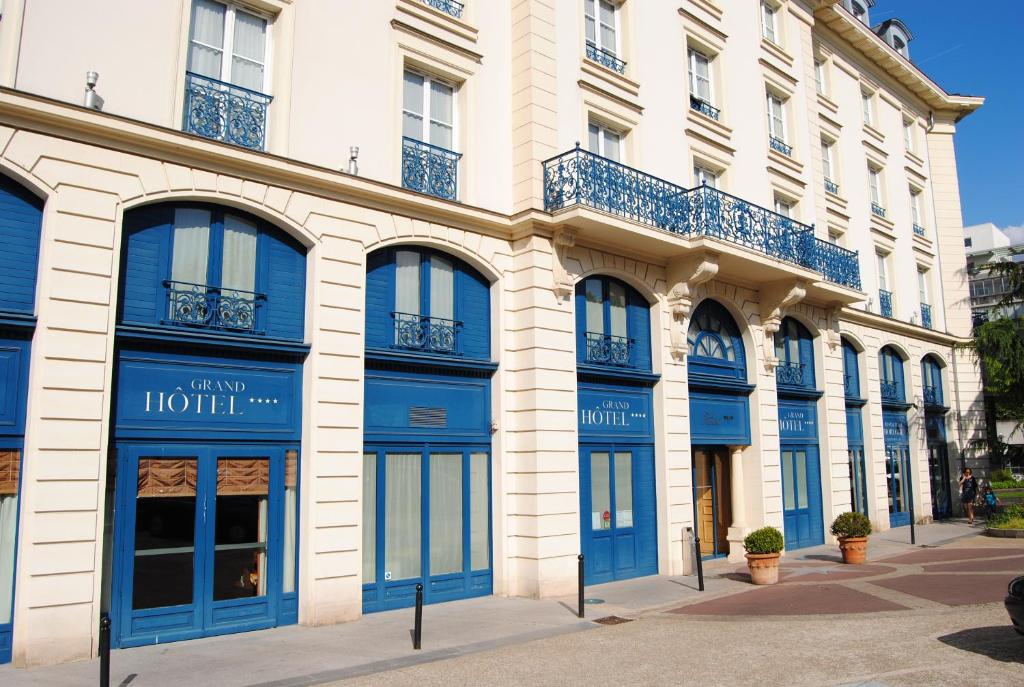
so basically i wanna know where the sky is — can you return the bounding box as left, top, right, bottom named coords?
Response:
left=867, top=1, right=1023, bottom=239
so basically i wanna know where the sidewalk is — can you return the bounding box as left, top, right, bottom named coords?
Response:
left=0, top=520, right=991, bottom=687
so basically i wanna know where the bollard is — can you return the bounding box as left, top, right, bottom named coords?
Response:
left=413, top=583, right=423, bottom=650
left=693, top=534, right=705, bottom=592
left=99, top=613, right=111, bottom=687
left=909, top=495, right=916, bottom=546
left=577, top=554, right=585, bottom=619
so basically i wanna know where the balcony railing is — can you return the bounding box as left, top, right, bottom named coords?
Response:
left=913, top=224, right=926, bottom=237
left=393, top=312, right=461, bottom=354
left=769, top=136, right=793, bottom=157
left=689, top=96, right=721, bottom=121
left=871, top=202, right=887, bottom=219
left=879, top=289, right=893, bottom=318
left=923, top=385, right=940, bottom=406
left=183, top=72, right=272, bottom=151
left=921, top=303, right=932, bottom=329
left=542, top=146, right=862, bottom=291
left=421, top=0, right=463, bottom=18
left=775, top=361, right=806, bottom=387
left=585, top=42, right=627, bottom=74
left=843, top=373, right=859, bottom=399
left=824, top=178, right=839, bottom=195
left=584, top=332, right=634, bottom=366
left=880, top=380, right=900, bottom=401
left=402, top=137, right=462, bottom=201
left=164, top=281, right=264, bottom=333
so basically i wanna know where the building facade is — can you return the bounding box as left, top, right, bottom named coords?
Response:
left=0, top=0, right=986, bottom=668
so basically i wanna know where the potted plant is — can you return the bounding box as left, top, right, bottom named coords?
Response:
left=830, top=511, right=872, bottom=564
left=743, top=526, right=784, bottom=585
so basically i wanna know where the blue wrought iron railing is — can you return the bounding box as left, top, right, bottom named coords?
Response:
left=824, top=178, right=839, bottom=195
left=879, top=289, right=893, bottom=318
left=921, top=303, right=932, bottom=329
left=164, top=281, right=264, bottom=332
left=769, top=136, right=792, bottom=156
left=923, top=385, right=940, bottom=406
left=586, top=42, right=627, bottom=74
left=843, top=373, right=859, bottom=399
left=689, top=96, right=720, bottom=121
left=871, top=202, right=887, bottom=219
left=880, top=380, right=900, bottom=401
left=585, top=332, right=634, bottom=366
left=183, top=72, right=272, bottom=151
left=541, top=146, right=862, bottom=291
left=393, top=312, right=461, bottom=354
left=402, top=137, right=462, bottom=201
left=421, top=0, right=463, bottom=18
left=913, top=224, right=926, bottom=237
left=775, top=361, right=806, bottom=387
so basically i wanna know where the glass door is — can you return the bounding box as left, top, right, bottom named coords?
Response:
left=692, top=448, right=730, bottom=559
left=1, top=449, right=23, bottom=664
left=848, top=445, right=869, bottom=515
left=928, top=444, right=951, bottom=520
left=886, top=446, right=912, bottom=527
left=781, top=445, right=824, bottom=549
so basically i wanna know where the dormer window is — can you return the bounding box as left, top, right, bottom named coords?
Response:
left=874, top=18, right=914, bottom=59
left=845, top=0, right=872, bottom=25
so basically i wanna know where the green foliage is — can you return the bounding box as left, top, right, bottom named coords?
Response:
left=743, top=526, right=784, bottom=554
left=989, top=504, right=1024, bottom=530
left=992, top=468, right=1013, bottom=483
left=992, top=480, right=1024, bottom=489
left=830, top=511, right=872, bottom=538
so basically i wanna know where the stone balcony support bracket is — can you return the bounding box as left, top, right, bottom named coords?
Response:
left=759, top=279, right=807, bottom=371
left=666, top=253, right=720, bottom=361
left=551, top=227, right=578, bottom=302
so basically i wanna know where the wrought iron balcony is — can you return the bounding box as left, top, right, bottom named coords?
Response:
left=921, top=303, right=932, bottom=329
left=402, top=137, right=462, bottom=201
left=585, top=42, right=627, bottom=74
left=393, top=312, right=461, bottom=354
left=183, top=72, right=272, bottom=151
left=844, top=373, right=859, bottom=399
left=775, top=361, right=806, bottom=387
left=421, top=0, right=463, bottom=18
left=769, top=136, right=792, bottom=157
left=923, top=385, right=940, bottom=406
left=164, top=281, right=264, bottom=332
left=824, top=178, right=839, bottom=195
left=584, top=332, right=634, bottom=366
left=871, top=202, right=887, bottom=219
left=541, top=146, right=862, bottom=291
left=689, top=96, right=721, bottom=121
left=913, top=224, right=926, bottom=237
left=880, top=380, right=900, bottom=401
left=879, top=289, right=893, bottom=318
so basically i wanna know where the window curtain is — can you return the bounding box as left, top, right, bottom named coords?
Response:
left=230, top=9, right=267, bottom=92
left=429, top=453, right=462, bottom=576
left=614, top=452, right=633, bottom=527
left=691, top=54, right=711, bottom=101
left=362, top=453, right=376, bottom=584
left=137, top=459, right=198, bottom=498
left=221, top=214, right=258, bottom=294
left=428, top=81, right=454, bottom=150
left=395, top=250, right=420, bottom=316
left=590, top=452, right=610, bottom=530
left=216, top=459, right=270, bottom=496
left=283, top=450, right=297, bottom=593
left=384, top=453, right=420, bottom=581
left=171, top=208, right=211, bottom=287
left=608, top=282, right=627, bottom=339
left=188, top=0, right=225, bottom=79
left=469, top=453, right=489, bottom=570
left=585, top=279, right=604, bottom=334
left=402, top=72, right=424, bottom=140
left=599, top=1, right=616, bottom=50
left=0, top=492, right=17, bottom=623
left=584, top=0, right=596, bottom=44
left=0, top=450, right=19, bottom=495
left=429, top=255, right=454, bottom=321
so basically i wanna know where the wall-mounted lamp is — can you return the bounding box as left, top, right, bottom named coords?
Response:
left=83, top=71, right=104, bottom=111
left=347, top=146, right=359, bottom=176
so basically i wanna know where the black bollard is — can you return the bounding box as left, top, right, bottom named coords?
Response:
left=693, top=533, right=705, bottom=592
left=577, top=554, right=585, bottom=619
left=99, top=614, right=111, bottom=687
left=909, top=494, right=916, bottom=546
left=413, top=583, right=423, bottom=650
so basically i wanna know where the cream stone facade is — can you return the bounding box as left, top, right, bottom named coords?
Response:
left=0, top=0, right=986, bottom=669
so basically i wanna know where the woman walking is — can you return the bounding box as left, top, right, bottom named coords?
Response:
left=959, top=468, right=978, bottom=525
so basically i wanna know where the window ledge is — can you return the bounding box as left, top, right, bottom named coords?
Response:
left=767, top=144, right=804, bottom=176
left=395, top=0, right=478, bottom=43
left=580, top=56, right=640, bottom=98
left=760, top=37, right=795, bottom=67
left=912, top=231, right=934, bottom=253
left=116, top=323, right=310, bottom=357
left=862, top=123, right=885, bottom=146
left=685, top=106, right=734, bottom=146
left=869, top=212, right=896, bottom=234
left=816, top=92, right=839, bottom=115
left=684, top=0, right=723, bottom=21
left=905, top=149, right=925, bottom=168
left=824, top=187, right=848, bottom=212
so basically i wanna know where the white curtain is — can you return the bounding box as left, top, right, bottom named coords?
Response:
left=395, top=251, right=420, bottom=315
left=257, top=496, right=268, bottom=596
left=0, top=494, right=17, bottom=624
left=429, top=81, right=454, bottom=150
left=590, top=452, right=610, bottom=530
left=402, top=72, right=424, bottom=140
left=171, top=208, right=211, bottom=287
left=429, top=255, right=454, bottom=321
left=469, top=453, right=489, bottom=570
left=384, top=454, right=420, bottom=581
left=614, top=452, right=633, bottom=528
left=221, top=214, right=257, bottom=294
left=282, top=484, right=297, bottom=593
left=361, top=453, right=376, bottom=584
left=609, top=281, right=627, bottom=338
left=231, top=9, right=267, bottom=92
left=429, top=454, right=462, bottom=576
left=585, top=279, right=604, bottom=334
left=188, top=0, right=225, bottom=79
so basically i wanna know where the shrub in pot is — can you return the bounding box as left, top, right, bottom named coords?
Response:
left=830, top=511, right=872, bottom=564
left=743, top=526, right=784, bottom=585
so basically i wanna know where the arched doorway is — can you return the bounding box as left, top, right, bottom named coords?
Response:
left=922, top=355, right=951, bottom=519
left=842, top=338, right=869, bottom=515
left=880, top=346, right=912, bottom=527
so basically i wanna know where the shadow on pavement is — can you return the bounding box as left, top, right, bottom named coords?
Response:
left=937, top=625, right=1024, bottom=664
left=801, top=554, right=843, bottom=563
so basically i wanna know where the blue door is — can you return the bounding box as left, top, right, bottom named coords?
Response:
left=780, top=445, right=824, bottom=550
left=886, top=446, right=912, bottom=527
left=113, top=444, right=298, bottom=647
left=362, top=446, right=492, bottom=613
left=579, top=445, right=656, bottom=585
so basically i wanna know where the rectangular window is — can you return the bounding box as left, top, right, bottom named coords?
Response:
left=362, top=452, right=376, bottom=583
left=171, top=207, right=212, bottom=287
left=828, top=231, right=841, bottom=245
left=862, top=92, right=873, bottom=126
left=585, top=278, right=604, bottom=334
left=403, top=70, right=455, bottom=150
left=609, top=281, right=627, bottom=339
left=469, top=452, right=490, bottom=570
left=868, top=167, right=882, bottom=206
left=614, top=452, right=633, bottom=528
left=585, top=0, right=618, bottom=56
left=761, top=2, right=777, bottom=43
left=766, top=93, right=786, bottom=141
left=1, top=450, right=21, bottom=624
left=903, top=121, right=914, bottom=152
left=395, top=250, right=421, bottom=316
left=590, top=452, right=611, bottom=530
left=429, top=254, right=454, bottom=322
left=877, top=252, right=888, bottom=291
left=918, top=269, right=929, bottom=305
left=693, top=165, right=718, bottom=189
left=588, top=122, right=621, bottom=162
left=910, top=189, right=922, bottom=226
left=688, top=49, right=713, bottom=104
left=188, top=0, right=268, bottom=92
left=774, top=198, right=791, bottom=218
left=814, top=59, right=826, bottom=95
left=821, top=140, right=833, bottom=180
left=221, top=213, right=258, bottom=294
left=384, top=453, right=421, bottom=581
left=429, top=453, right=463, bottom=576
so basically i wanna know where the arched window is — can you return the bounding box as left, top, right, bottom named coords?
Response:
left=365, top=246, right=490, bottom=359
left=841, top=338, right=860, bottom=399
left=774, top=317, right=815, bottom=388
left=921, top=355, right=944, bottom=407
left=879, top=346, right=905, bottom=402
left=688, top=300, right=746, bottom=380
left=574, top=276, right=651, bottom=369
left=0, top=174, right=43, bottom=316
left=120, top=203, right=307, bottom=341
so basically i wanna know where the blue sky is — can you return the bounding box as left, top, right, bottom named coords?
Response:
left=870, top=1, right=1023, bottom=236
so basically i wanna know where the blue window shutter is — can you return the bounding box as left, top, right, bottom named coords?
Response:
left=627, top=289, right=651, bottom=372
left=120, top=205, right=173, bottom=325
left=364, top=249, right=393, bottom=350
left=457, top=259, right=490, bottom=359
left=798, top=325, right=815, bottom=388
left=574, top=283, right=587, bottom=365
left=0, top=175, right=43, bottom=314
left=261, top=227, right=307, bottom=341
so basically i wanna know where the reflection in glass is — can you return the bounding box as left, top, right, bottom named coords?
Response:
left=0, top=449, right=21, bottom=623
left=385, top=453, right=421, bottom=581
left=590, top=452, right=611, bottom=530
left=614, top=452, right=633, bottom=527
left=470, top=452, right=489, bottom=570
left=430, top=453, right=463, bottom=576
left=283, top=449, right=298, bottom=594
left=213, top=458, right=269, bottom=601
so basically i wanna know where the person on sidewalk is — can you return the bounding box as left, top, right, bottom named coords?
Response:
left=959, top=468, right=978, bottom=524
left=983, top=485, right=1000, bottom=519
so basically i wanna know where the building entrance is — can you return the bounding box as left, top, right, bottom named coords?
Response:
left=692, top=447, right=730, bottom=559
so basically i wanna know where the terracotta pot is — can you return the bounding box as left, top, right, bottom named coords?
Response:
left=838, top=536, right=868, bottom=564
left=745, top=552, right=781, bottom=585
